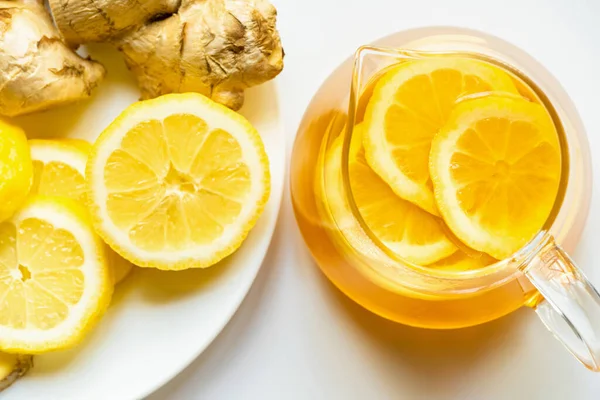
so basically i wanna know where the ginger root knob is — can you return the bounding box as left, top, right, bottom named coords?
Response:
left=48, top=0, right=182, bottom=47
left=0, top=0, right=105, bottom=117
left=0, top=352, right=32, bottom=392
left=50, top=0, right=284, bottom=110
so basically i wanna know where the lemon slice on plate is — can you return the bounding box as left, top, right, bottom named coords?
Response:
left=0, top=197, right=112, bottom=353
left=362, top=57, right=518, bottom=215
left=322, top=124, right=456, bottom=265
left=29, top=139, right=133, bottom=284
left=430, top=96, right=561, bottom=259
left=30, top=139, right=90, bottom=203
left=86, top=93, right=270, bottom=270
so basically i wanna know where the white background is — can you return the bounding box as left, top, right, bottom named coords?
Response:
left=150, top=0, right=600, bottom=398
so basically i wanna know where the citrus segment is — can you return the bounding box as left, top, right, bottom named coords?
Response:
left=119, top=120, right=169, bottom=177
left=87, top=93, right=270, bottom=270
left=322, top=124, right=456, bottom=265
left=29, top=139, right=89, bottom=203
left=0, top=197, right=112, bottom=353
left=430, top=96, right=561, bottom=259
left=363, top=58, right=518, bottom=215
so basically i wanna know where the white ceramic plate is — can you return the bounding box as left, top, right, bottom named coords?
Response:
left=3, top=44, right=284, bottom=400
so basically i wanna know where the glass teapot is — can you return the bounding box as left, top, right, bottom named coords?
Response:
left=290, top=27, right=600, bottom=370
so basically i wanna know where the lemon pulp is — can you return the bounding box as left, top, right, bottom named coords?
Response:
left=362, top=57, right=518, bottom=215
left=0, top=198, right=111, bottom=353
left=87, top=93, right=270, bottom=270
left=430, top=96, right=561, bottom=259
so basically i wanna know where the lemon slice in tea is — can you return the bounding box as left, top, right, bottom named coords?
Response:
left=323, top=124, right=456, bottom=265
left=362, top=57, right=518, bottom=215
left=430, top=96, right=561, bottom=259
left=427, top=250, right=497, bottom=272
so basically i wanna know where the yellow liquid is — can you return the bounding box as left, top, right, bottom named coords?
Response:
left=291, top=55, right=566, bottom=329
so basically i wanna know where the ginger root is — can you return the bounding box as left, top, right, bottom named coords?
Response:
left=0, top=0, right=105, bottom=117
left=49, top=0, right=283, bottom=110
left=0, top=0, right=281, bottom=116
left=0, top=352, right=32, bottom=392
left=48, top=0, right=181, bottom=46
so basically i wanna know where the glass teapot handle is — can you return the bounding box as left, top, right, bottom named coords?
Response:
left=522, top=233, right=600, bottom=371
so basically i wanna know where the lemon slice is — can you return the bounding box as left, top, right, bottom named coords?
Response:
left=29, top=139, right=133, bottom=284
left=87, top=93, right=270, bottom=270
left=323, top=124, right=456, bottom=265
left=0, top=120, right=33, bottom=222
left=427, top=251, right=497, bottom=272
left=430, top=96, right=561, bottom=259
left=0, top=197, right=112, bottom=353
left=363, top=58, right=518, bottom=215
left=30, top=139, right=90, bottom=203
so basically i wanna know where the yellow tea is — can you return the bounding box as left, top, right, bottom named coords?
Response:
left=292, top=28, right=600, bottom=372
left=292, top=48, right=571, bottom=329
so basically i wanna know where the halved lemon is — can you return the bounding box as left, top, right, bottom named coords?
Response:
left=430, top=96, right=561, bottom=259
left=362, top=57, right=518, bottom=215
left=86, top=93, right=270, bottom=270
left=0, top=197, right=112, bottom=353
left=322, top=124, right=456, bottom=265
left=29, top=139, right=133, bottom=284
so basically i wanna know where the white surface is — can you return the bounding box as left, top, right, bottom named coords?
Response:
left=3, top=45, right=285, bottom=399
left=148, top=0, right=600, bottom=399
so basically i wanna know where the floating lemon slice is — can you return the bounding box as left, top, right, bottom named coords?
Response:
left=0, top=197, right=112, bottom=353
left=430, top=96, right=561, bottom=259
left=322, top=124, right=456, bottom=265
left=86, top=93, right=270, bottom=270
left=362, top=57, right=518, bottom=215
left=427, top=250, right=497, bottom=272
left=29, top=139, right=133, bottom=284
